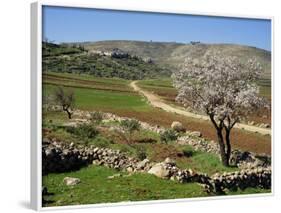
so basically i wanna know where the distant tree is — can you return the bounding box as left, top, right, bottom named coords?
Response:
left=54, top=87, right=75, bottom=119
left=172, top=51, right=267, bottom=166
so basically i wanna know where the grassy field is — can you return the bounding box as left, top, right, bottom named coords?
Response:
left=42, top=165, right=207, bottom=207
left=42, top=165, right=270, bottom=207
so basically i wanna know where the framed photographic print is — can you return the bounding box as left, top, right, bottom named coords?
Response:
left=31, top=1, right=273, bottom=210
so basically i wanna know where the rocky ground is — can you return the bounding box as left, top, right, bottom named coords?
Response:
left=42, top=109, right=271, bottom=195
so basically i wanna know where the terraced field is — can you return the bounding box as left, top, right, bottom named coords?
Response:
left=43, top=72, right=271, bottom=155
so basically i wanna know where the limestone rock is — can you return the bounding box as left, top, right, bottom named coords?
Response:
left=164, top=157, right=176, bottom=166
left=63, top=177, right=81, bottom=186
left=171, top=121, right=185, bottom=132
left=136, top=159, right=150, bottom=170
left=148, top=163, right=170, bottom=178
left=189, top=131, right=202, bottom=137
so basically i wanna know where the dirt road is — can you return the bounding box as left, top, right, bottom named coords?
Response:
left=130, top=81, right=271, bottom=136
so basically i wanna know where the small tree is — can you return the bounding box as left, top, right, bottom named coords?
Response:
left=120, top=119, right=141, bottom=143
left=54, top=87, right=75, bottom=119
left=172, top=52, right=267, bottom=166
left=160, top=129, right=178, bottom=144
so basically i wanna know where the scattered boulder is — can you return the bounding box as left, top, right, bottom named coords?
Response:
left=126, top=166, right=134, bottom=173
left=107, top=173, right=121, bottom=179
left=148, top=163, right=170, bottom=178
left=136, top=159, right=150, bottom=170
left=171, top=121, right=185, bottom=132
left=63, top=177, right=81, bottom=186
left=164, top=157, right=176, bottom=166
left=248, top=121, right=255, bottom=125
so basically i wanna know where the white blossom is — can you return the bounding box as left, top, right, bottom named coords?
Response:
left=172, top=51, right=268, bottom=129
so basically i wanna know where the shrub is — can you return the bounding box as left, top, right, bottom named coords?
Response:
left=160, top=129, right=178, bottom=143
left=120, top=119, right=141, bottom=143
left=120, top=119, right=141, bottom=133
left=135, top=145, right=147, bottom=160
left=90, top=111, right=103, bottom=124
left=66, top=123, right=99, bottom=139
left=182, top=149, right=194, bottom=157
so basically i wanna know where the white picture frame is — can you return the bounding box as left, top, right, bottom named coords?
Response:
left=31, top=1, right=274, bottom=211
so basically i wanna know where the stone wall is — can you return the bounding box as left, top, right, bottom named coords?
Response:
left=42, top=139, right=148, bottom=175
left=42, top=139, right=271, bottom=194
left=208, top=168, right=271, bottom=193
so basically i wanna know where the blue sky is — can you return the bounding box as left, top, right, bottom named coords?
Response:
left=42, top=6, right=271, bottom=51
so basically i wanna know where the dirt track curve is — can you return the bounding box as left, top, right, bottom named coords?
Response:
left=130, top=81, right=271, bottom=136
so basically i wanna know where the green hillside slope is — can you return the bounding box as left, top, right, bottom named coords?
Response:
left=80, top=40, right=271, bottom=78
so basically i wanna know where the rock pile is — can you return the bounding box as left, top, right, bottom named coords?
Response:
left=177, top=136, right=220, bottom=155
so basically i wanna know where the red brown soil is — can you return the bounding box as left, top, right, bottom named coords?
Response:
left=107, top=108, right=271, bottom=156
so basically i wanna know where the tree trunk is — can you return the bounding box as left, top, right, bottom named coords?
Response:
left=65, top=109, right=72, bottom=119
left=216, top=129, right=229, bottom=167
left=209, top=114, right=230, bottom=167
left=225, top=129, right=231, bottom=165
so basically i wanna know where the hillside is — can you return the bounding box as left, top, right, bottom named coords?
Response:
left=80, top=40, right=271, bottom=79
left=42, top=42, right=171, bottom=80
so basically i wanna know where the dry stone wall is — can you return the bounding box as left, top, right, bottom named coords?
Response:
left=42, top=139, right=271, bottom=194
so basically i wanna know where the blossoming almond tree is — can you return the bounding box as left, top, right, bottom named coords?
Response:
left=172, top=52, right=268, bottom=166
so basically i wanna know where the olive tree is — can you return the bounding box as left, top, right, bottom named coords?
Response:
left=54, top=86, right=75, bottom=119
left=172, top=52, right=267, bottom=166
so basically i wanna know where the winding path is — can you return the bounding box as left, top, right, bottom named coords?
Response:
left=130, top=81, right=271, bottom=136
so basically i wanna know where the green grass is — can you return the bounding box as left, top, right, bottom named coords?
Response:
left=258, top=78, right=271, bottom=99
left=43, top=84, right=149, bottom=112
left=138, top=78, right=174, bottom=88
left=44, top=72, right=130, bottom=86
left=226, top=187, right=271, bottom=195
left=43, top=165, right=208, bottom=207
left=176, top=145, right=238, bottom=175
left=42, top=165, right=270, bottom=207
